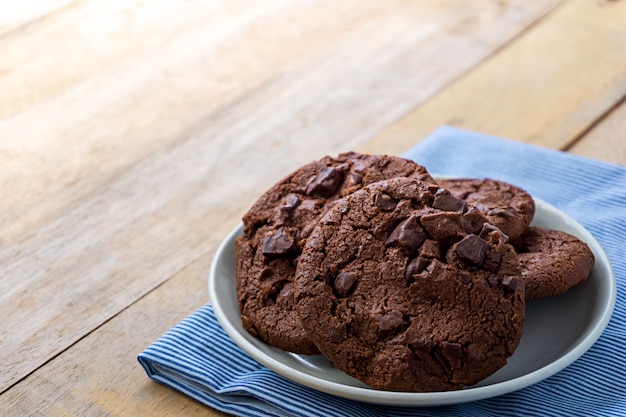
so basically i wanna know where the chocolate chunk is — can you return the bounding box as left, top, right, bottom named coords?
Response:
left=419, top=239, right=441, bottom=259
left=462, top=208, right=487, bottom=234
left=487, top=207, right=520, bottom=219
left=334, top=271, right=359, bottom=296
left=433, top=189, right=467, bottom=213
left=415, top=188, right=436, bottom=208
left=435, top=178, right=535, bottom=241
left=479, top=223, right=509, bottom=243
left=480, top=225, right=506, bottom=273
left=409, top=335, right=432, bottom=351
left=454, top=234, right=489, bottom=266
left=421, top=212, right=464, bottom=243
left=282, top=194, right=301, bottom=212
left=442, top=341, right=463, bottom=358
left=386, top=215, right=426, bottom=254
left=433, top=349, right=451, bottom=375
left=376, top=310, right=404, bottom=331
left=345, top=172, right=364, bottom=188
left=306, top=167, right=343, bottom=197
left=405, top=257, right=430, bottom=280
left=373, top=192, right=397, bottom=211
left=501, top=275, right=519, bottom=292
left=350, top=160, right=367, bottom=174
left=262, top=227, right=299, bottom=257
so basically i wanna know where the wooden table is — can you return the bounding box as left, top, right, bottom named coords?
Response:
left=1, top=1, right=624, bottom=415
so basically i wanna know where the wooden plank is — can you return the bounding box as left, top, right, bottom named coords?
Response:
left=0, top=253, right=228, bottom=416
left=568, top=99, right=626, bottom=165
left=0, top=0, right=561, bottom=245
left=1, top=0, right=390, bottom=243
left=363, top=0, right=626, bottom=157
left=0, top=0, right=561, bottom=392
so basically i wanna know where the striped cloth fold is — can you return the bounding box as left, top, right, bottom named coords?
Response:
left=138, top=126, right=626, bottom=416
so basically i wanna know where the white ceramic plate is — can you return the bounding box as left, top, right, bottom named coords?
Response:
left=208, top=197, right=616, bottom=407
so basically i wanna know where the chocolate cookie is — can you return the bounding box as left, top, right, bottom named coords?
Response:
left=436, top=178, right=535, bottom=241
left=235, top=152, right=433, bottom=354
left=295, top=177, right=525, bottom=391
left=512, top=226, right=595, bottom=300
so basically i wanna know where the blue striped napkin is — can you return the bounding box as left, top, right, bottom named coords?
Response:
left=138, top=126, right=626, bottom=417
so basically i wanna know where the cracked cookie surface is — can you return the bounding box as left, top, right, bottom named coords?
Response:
left=512, top=226, right=594, bottom=300
left=295, top=177, right=525, bottom=391
left=235, top=152, right=433, bottom=354
left=436, top=178, right=535, bottom=241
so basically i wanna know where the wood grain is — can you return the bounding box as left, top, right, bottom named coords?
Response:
left=0, top=252, right=227, bottom=417
left=568, top=98, right=626, bottom=165
left=0, top=0, right=561, bottom=394
left=363, top=0, right=626, bottom=156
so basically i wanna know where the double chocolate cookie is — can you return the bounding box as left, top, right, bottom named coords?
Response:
left=295, top=177, right=525, bottom=391
left=512, top=226, right=595, bottom=300
left=436, top=178, right=535, bottom=241
left=235, top=152, right=433, bottom=354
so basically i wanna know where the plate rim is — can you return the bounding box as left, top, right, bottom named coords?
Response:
left=208, top=196, right=616, bottom=407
